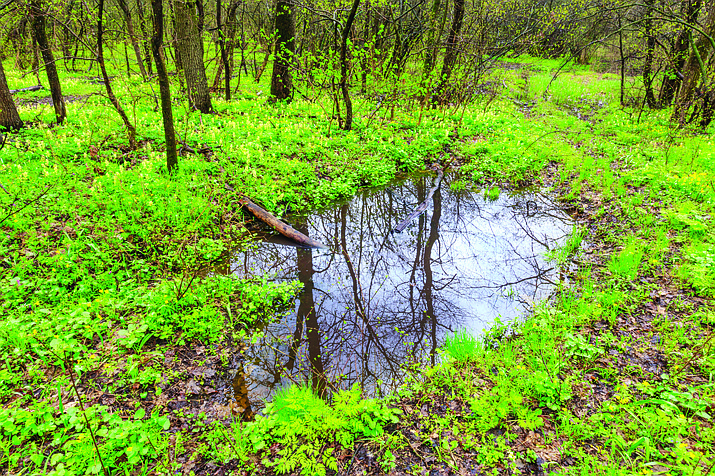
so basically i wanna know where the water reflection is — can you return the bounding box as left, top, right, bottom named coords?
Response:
left=225, top=174, right=573, bottom=406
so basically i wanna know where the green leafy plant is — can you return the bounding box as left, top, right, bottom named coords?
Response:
left=443, top=328, right=484, bottom=362
left=563, top=333, right=603, bottom=361
left=546, top=228, right=585, bottom=266
left=608, top=237, right=644, bottom=280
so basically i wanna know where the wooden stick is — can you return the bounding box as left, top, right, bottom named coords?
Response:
left=393, top=169, right=444, bottom=233
left=239, top=196, right=328, bottom=249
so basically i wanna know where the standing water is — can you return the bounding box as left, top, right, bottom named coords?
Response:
left=223, top=173, right=573, bottom=411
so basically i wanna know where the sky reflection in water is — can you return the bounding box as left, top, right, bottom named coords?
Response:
left=224, top=173, right=573, bottom=408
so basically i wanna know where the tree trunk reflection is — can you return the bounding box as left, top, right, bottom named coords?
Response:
left=227, top=174, right=573, bottom=408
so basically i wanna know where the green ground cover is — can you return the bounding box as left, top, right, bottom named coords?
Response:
left=1, top=56, right=714, bottom=475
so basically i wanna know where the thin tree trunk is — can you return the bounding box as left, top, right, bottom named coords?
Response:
left=643, top=0, right=657, bottom=109
left=173, top=0, right=213, bottom=113
left=618, top=15, right=625, bottom=106
left=98, top=0, right=138, bottom=149
left=339, top=0, right=360, bottom=130
left=701, top=91, right=714, bottom=127
left=0, top=60, right=24, bottom=131
left=117, top=0, right=147, bottom=79
left=135, top=0, right=154, bottom=75
left=660, top=0, right=700, bottom=106
left=432, top=0, right=465, bottom=106
left=216, top=0, right=230, bottom=99
left=227, top=0, right=240, bottom=82
left=212, top=61, right=224, bottom=89
left=196, top=0, right=204, bottom=32
left=422, top=0, right=443, bottom=82
left=255, top=49, right=270, bottom=83
left=270, top=0, right=296, bottom=100
left=28, top=24, right=43, bottom=84
left=213, top=0, right=240, bottom=91
left=30, top=0, right=67, bottom=124
left=151, top=0, right=178, bottom=172
left=674, top=4, right=715, bottom=125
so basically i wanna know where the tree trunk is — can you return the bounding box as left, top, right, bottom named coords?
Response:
left=196, top=0, right=205, bottom=32
left=618, top=15, right=625, bottom=106
left=29, top=27, right=42, bottom=84
left=216, top=0, right=230, bottom=99
left=135, top=0, right=154, bottom=75
left=433, top=0, right=465, bottom=106
left=239, top=196, right=328, bottom=248
left=173, top=0, right=213, bottom=113
left=227, top=0, right=240, bottom=82
left=674, top=4, right=715, bottom=125
left=98, top=0, right=138, bottom=149
left=255, top=49, right=271, bottom=83
left=660, top=0, right=700, bottom=106
left=339, top=0, right=360, bottom=130
left=0, top=60, right=24, bottom=132
left=701, top=91, right=714, bottom=127
left=270, top=0, right=296, bottom=100
left=422, top=0, right=443, bottom=81
left=29, top=0, right=67, bottom=124
left=643, top=0, right=657, bottom=109
left=151, top=0, right=179, bottom=172
left=212, top=0, right=239, bottom=90
left=117, top=0, right=147, bottom=79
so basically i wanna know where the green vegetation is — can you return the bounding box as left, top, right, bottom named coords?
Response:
left=2, top=51, right=715, bottom=475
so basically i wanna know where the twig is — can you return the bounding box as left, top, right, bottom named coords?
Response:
left=64, top=353, right=110, bottom=476
left=145, top=435, right=172, bottom=474
left=0, top=179, right=59, bottom=227
left=673, top=333, right=715, bottom=376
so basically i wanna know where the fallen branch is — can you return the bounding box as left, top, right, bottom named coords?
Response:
left=393, top=169, right=444, bottom=233
left=10, top=85, right=43, bottom=94
left=238, top=196, right=328, bottom=249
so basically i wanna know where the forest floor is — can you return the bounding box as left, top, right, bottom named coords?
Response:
left=1, top=56, right=714, bottom=476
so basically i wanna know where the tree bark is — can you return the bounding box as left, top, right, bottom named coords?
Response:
left=674, top=4, right=715, bottom=125
left=151, top=0, right=179, bottom=172
left=239, top=196, right=328, bottom=249
left=29, top=26, right=42, bottom=84
left=173, top=0, right=213, bottom=113
left=643, top=0, right=657, bottom=109
left=212, top=0, right=239, bottom=91
left=216, top=0, right=230, bottom=99
left=98, top=0, right=138, bottom=149
left=339, top=0, right=360, bottom=130
left=117, top=0, right=147, bottom=79
left=660, top=0, right=700, bottom=106
left=29, top=0, right=67, bottom=124
left=135, top=0, right=154, bottom=75
left=422, top=0, right=444, bottom=81
left=270, top=0, right=296, bottom=100
left=432, top=0, right=465, bottom=106
left=196, top=0, right=205, bottom=32
left=0, top=60, right=24, bottom=132
left=618, top=15, right=625, bottom=106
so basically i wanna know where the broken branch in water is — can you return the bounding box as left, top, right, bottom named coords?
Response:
left=393, top=169, right=444, bottom=233
left=238, top=196, right=328, bottom=249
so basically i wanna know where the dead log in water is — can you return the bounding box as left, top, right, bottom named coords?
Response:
left=10, top=85, right=43, bottom=94
left=393, top=169, right=444, bottom=233
left=238, top=196, right=328, bottom=249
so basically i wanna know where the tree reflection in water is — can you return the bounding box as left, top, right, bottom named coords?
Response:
left=226, top=173, right=573, bottom=408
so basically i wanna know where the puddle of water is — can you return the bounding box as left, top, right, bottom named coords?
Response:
left=220, top=173, right=573, bottom=410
